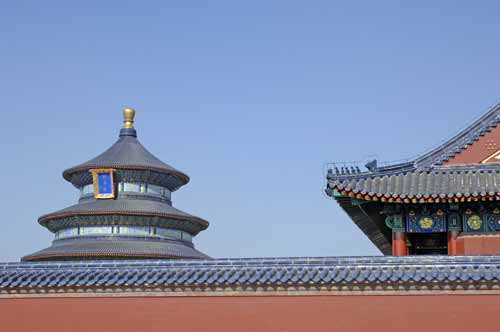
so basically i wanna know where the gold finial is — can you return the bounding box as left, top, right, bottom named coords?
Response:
left=122, top=107, right=136, bottom=128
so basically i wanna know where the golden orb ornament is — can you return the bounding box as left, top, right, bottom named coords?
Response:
left=123, top=107, right=136, bottom=128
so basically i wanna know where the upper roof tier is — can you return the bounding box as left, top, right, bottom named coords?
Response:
left=63, top=108, right=190, bottom=191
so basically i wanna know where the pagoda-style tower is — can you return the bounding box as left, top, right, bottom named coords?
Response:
left=23, top=108, right=209, bottom=261
left=326, top=102, right=500, bottom=256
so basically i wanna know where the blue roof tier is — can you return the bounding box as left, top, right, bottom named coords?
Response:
left=63, top=127, right=189, bottom=191
left=38, top=198, right=209, bottom=234
left=21, top=238, right=209, bottom=261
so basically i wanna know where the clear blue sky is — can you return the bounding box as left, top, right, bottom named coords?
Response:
left=1, top=1, right=500, bottom=261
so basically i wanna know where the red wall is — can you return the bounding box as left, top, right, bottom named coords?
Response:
left=456, top=233, right=500, bottom=254
left=1, top=294, right=499, bottom=332
left=444, top=125, right=500, bottom=165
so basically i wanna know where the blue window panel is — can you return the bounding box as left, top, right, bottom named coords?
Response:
left=56, top=228, right=79, bottom=239
left=82, top=184, right=94, bottom=195
left=120, top=226, right=150, bottom=236
left=148, top=184, right=162, bottom=195
left=182, top=232, right=192, bottom=242
left=80, top=227, right=113, bottom=235
left=123, top=182, right=140, bottom=192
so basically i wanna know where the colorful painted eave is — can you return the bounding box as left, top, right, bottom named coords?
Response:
left=1, top=256, right=500, bottom=295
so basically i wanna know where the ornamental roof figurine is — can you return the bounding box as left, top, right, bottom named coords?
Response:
left=23, top=108, right=210, bottom=261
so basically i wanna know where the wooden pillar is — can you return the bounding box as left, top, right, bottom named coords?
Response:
left=447, top=230, right=460, bottom=255
left=392, top=232, right=407, bottom=256
left=447, top=212, right=462, bottom=256
left=390, top=214, right=407, bottom=256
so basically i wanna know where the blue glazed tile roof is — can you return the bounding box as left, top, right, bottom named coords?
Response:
left=37, top=198, right=209, bottom=229
left=21, top=238, right=210, bottom=262
left=1, top=256, right=500, bottom=290
left=63, top=130, right=189, bottom=186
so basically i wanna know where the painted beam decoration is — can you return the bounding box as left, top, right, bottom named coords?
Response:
left=464, top=208, right=500, bottom=232
left=89, top=168, right=116, bottom=199
left=486, top=208, right=500, bottom=231
left=406, top=209, right=446, bottom=233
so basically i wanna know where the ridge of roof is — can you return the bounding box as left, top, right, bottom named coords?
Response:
left=327, top=102, right=500, bottom=182
left=3, top=254, right=500, bottom=268
left=415, top=101, right=500, bottom=167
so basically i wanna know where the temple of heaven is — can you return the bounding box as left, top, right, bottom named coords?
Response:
left=22, top=108, right=210, bottom=261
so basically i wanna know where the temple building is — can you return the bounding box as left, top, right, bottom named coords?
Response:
left=23, top=108, right=209, bottom=261
left=325, top=103, right=500, bottom=256
left=2, top=105, right=500, bottom=332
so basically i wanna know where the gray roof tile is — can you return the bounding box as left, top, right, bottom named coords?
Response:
left=63, top=131, right=189, bottom=186
left=38, top=198, right=209, bottom=228
left=22, top=238, right=209, bottom=261
left=11, top=255, right=500, bottom=290
left=328, top=164, right=500, bottom=201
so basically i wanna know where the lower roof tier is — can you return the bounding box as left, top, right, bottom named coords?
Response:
left=39, top=198, right=209, bottom=234
left=22, top=238, right=209, bottom=261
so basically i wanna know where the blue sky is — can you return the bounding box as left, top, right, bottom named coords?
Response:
left=1, top=1, right=500, bottom=261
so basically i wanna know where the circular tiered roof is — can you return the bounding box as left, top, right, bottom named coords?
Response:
left=23, top=108, right=210, bottom=262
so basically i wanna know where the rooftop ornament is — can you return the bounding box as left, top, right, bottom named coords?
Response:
left=123, top=107, right=135, bottom=129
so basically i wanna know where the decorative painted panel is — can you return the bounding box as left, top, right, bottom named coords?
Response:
left=98, top=173, right=113, bottom=194
left=485, top=208, right=500, bottom=232
left=406, top=209, right=446, bottom=233
left=463, top=209, right=485, bottom=232
left=447, top=213, right=462, bottom=231
left=89, top=168, right=116, bottom=199
left=392, top=214, right=405, bottom=232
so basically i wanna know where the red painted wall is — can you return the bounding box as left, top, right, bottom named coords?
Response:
left=444, top=125, right=500, bottom=165
left=1, top=294, right=499, bottom=332
left=456, top=233, right=500, bottom=254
